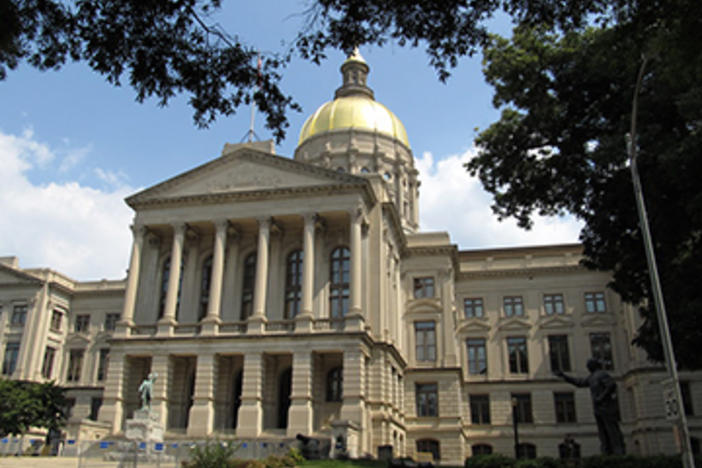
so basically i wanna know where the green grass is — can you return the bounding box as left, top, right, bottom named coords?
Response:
left=300, top=459, right=388, bottom=468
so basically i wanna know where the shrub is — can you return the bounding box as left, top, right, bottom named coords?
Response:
left=465, top=454, right=515, bottom=468
left=288, top=447, right=306, bottom=464
left=183, top=441, right=239, bottom=468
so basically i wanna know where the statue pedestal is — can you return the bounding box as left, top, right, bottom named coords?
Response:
left=125, top=409, right=164, bottom=442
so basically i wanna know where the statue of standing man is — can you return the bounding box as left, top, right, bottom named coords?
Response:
left=138, top=372, right=158, bottom=411
left=555, top=358, right=625, bottom=455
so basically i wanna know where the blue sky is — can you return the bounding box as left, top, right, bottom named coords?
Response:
left=0, top=2, right=581, bottom=280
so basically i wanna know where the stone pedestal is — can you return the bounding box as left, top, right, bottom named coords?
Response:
left=331, top=419, right=360, bottom=459
left=125, top=409, right=164, bottom=442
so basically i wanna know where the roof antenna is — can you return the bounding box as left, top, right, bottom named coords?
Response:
left=241, top=52, right=261, bottom=143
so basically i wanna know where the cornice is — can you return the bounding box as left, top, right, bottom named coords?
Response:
left=0, top=263, right=44, bottom=285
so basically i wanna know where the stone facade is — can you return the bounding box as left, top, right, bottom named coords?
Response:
left=1, top=52, right=701, bottom=464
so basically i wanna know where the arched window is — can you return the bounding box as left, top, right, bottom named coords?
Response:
left=326, top=366, right=343, bottom=402
left=471, top=444, right=493, bottom=456
left=285, top=250, right=303, bottom=319
left=241, top=252, right=256, bottom=320
left=158, top=256, right=183, bottom=319
left=517, top=443, right=537, bottom=459
left=416, top=439, right=440, bottom=461
left=199, top=255, right=213, bottom=321
left=329, top=247, right=350, bottom=318
left=691, top=437, right=700, bottom=455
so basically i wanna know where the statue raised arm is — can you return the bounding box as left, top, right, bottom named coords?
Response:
left=138, top=372, right=157, bottom=411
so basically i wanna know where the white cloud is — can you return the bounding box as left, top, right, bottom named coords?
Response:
left=0, top=130, right=135, bottom=280
left=416, top=148, right=583, bottom=250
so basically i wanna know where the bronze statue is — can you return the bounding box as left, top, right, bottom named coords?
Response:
left=555, top=358, right=624, bottom=455
left=138, top=372, right=157, bottom=411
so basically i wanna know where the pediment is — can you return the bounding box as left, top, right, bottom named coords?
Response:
left=581, top=314, right=616, bottom=328
left=127, top=148, right=367, bottom=206
left=457, top=319, right=491, bottom=334
left=0, top=265, right=41, bottom=285
left=65, top=333, right=91, bottom=346
left=538, top=315, right=575, bottom=330
left=406, top=298, right=443, bottom=315
left=496, top=317, right=532, bottom=331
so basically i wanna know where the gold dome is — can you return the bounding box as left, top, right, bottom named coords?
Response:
left=298, top=96, right=410, bottom=148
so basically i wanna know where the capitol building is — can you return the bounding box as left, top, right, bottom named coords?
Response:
left=0, top=51, right=700, bottom=463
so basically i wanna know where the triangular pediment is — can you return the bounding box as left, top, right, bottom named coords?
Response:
left=66, top=333, right=91, bottom=346
left=581, top=313, right=616, bottom=328
left=538, top=315, right=575, bottom=330
left=497, top=317, right=531, bottom=331
left=127, top=147, right=368, bottom=206
left=457, top=319, right=491, bottom=334
left=0, top=264, right=42, bottom=285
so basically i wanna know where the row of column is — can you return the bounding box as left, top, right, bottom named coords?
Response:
left=101, top=349, right=366, bottom=438
left=118, top=210, right=365, bottom=335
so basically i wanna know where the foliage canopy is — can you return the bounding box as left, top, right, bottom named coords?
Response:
left=0, top=378, right=68, bottom=437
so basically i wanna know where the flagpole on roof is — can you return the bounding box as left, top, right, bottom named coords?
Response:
left=243, top=52, right=261, bottom=143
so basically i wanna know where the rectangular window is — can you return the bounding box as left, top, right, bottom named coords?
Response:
left=548, top=335, right=571, bottom=372
left=681, top=381, right=693, bottom=416
left=512, top=393, right=533, bottom=423
left=97, top=348, right=110, bottom=381
left=503, top=296, right=524, bottom=316
left=66, top=349, right=84, bottom=382
left=590, top=332, right=614, bottom=370
left=41, top=346, right=56, bottom=379
left=50, top=309, right=63, bottom=331
left=416, top=383, right=438, bottom=417
left=74, top=314, right=90, bottom=333
left=507, top=337, right=529, bottom=374
left=464, top=298, right=484, bottom=318
left=89, top=397, right=102, bottom=421
left=104, top=313, right=120, bottom=331
left=470, top=394, right=491, bottom=424
left=544, top=294, right=565, bottom=315
left=467, top=338, right=487, bottom=375
left=11, top=305, right=27, bottom=326
left=554, top=392, right=577, bottom=423
left=415, top=321, right=436, bottom=362
left=2, top=342, right=20, bottom=375
left=585, top=292, right=607, bottom=313
left=413, top=277, right=435, bottom=299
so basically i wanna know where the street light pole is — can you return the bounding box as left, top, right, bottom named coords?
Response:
left=511, top=397, right=520, bottom=459
left=626, top=54, right=695, bottom=468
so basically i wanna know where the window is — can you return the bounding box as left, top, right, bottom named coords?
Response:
left=416, top=383, right=438, bottom=417
left=548, top=335, right=571, bottom=372
left=11, top=304, right=27, bottom=326
left=41, top=346, right=56, bottom=379
left=470, top=394, right=491, bottom=424
left=66, top=349, right=84, bottom=382
left=50, top=309, right=63, bottom=331
left=585, top=292, right=607, bottom=313
left=199, top=255, right=213, bottom=321
left=329, top=247, right=350, bottom=318
left=413, top=277, right=435, bottom=298
left=285, top=250, right=303, bottom=319
left=104, top=313, right=120, bottom=331
left=240, top=252, right=257, bottom=320
left=681, top=381, right=693, bottom=416
left=507, top=337, right=529, bottom=374
left=2, top=342, right=20, bottom=375
left=517, top=443, right=537, bottom=459
left=74, top=314, right=90, bottom=333
left=512, top=393, right=533, bottom=423
left=97, top=348, right=110, bottom=381
left=415, top=321, right=436, bottom=362
left=467, top=338, right=487, bottom=375
left=326, top=366, right=343, bottom=402
left=89, top=397, right=102, bottom=421
left=416, top=439, right=440, bottom=461
left=554, top=392, right=577, bottom=423
left=692, top=437, right=700, bottom=456
left=503, top=296, right=524, bottom=316
left=472, top=444, right=493, bottom=456
left=590, top=332, right=614, bottom=370
left=544, top=294, right=565, bottom=315
left=464, top=298, right=484, bottom=318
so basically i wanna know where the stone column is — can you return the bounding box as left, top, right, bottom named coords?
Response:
left=347, top=208, right=364, bottom=330
left=99, top=351, right=127, bottom=434
left=236, top=352, right=264, bottom=436
left=202, top=220, right=228, bottom=334
left=158, top=223, right=185, bottom=335
left=248, top=217, right=270, bottom=333
left=151, top=354, right=172, bottom=428
left=116, top=225, right=146, bottom=336
left=287, top=351, right=314, bottom=436
left=340, top=349, right=365, bottom=425
left=296, top=213, right=316, bottom=332
left=187, top=353, right=217, bottom=436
